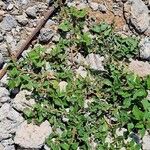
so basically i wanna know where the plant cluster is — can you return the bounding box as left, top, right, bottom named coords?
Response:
left=7, top=6, right=149, bottom=150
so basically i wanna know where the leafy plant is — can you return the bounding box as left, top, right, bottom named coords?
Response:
left=7, top=6, right=145, bottom=150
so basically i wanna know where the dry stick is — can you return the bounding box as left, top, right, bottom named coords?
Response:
left=0, top=6, right=55, bottom=80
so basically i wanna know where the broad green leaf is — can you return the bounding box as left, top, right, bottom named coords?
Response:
left=132, top=106, right=144, bottom=120
left=58, top=21, right=71, bottom=32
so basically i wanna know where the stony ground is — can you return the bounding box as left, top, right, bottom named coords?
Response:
left=0, top=0, right=150, bottom=150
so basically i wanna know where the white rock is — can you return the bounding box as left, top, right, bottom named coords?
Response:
left=0, top=103, right=24, bottom=141
left=12, top=90, right=35, bottom=112
left=140, top=37, right=150, bottom=61
left=124, top=0, right=150, bottom=33
left=0, top=144, right=4, bottom=150
left=86, top=53, right=105, bottom=71
left=89, top=2, right=99, bottom=11
left=84, top=98, right=94, bottom=108
left=143, top=131, right=150, bottom=150
left=116, top=128, right=127, bottom=137
left=76, top=66, right=87, bottom=78
left=26, top=6, right=37, bottom=18
left=74, top=53, right=87, bottom=65
left=44, top=144, right=51, bottom=150
left=0, top=53, right=4, bottom=67
left=14, top=120, right=52, bottom=149
left=16, top=15, right=28, bottom=26
left=0, top=87, right=10, bottom=106
left=7, top=4, right=14, bottom=10
left=128, top=59, right=150, bottom=77
left=99, top=4, right=107, bottom=13
left=59, top=81, right=68, bottom=92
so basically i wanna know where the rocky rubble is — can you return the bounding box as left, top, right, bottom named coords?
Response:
left=0, top=0, right=150, bottom=149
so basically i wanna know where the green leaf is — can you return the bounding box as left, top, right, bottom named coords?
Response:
left=60, top=143, right=70, bottom=150
left=133, top=89, right=147, bottom=99
left=59, top=21, right=71, bottom=32
left=132, top=106, right=144, bottom=120
left=147, top=76, right=150, bottom=89
left=141, top=99, right=150, bottom=111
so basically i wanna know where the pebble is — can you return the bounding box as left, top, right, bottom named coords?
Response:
left=0, top=34, right=4, bottom=42
left=39, top=28, right=54, bottom=43
left=12, top=90, right=35, bottom=112
left=14, top=121, right=52, bottom=149
left=124, top=0, right=150, bottom=33
left=99, top=4, right=107, bottom=13
left=0, top=53, right=4, bottom=68
left=89, top=2, right=99, bottom=11
left=143, top=131, right=150, bottom=150
left=0, top=15, right=17, bottom=31
left=129, top=59, right=150, bottom=77
left=86, top=53, right=105, bottom=71
left=26, top=6, right=37, bottom=18
left=7, top=4, right=14, bottom=11
left=140, top=37, right=150, bottom=60
left=16, top=15, right=28, bottom=26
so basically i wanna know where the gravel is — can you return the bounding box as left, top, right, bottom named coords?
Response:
left=140, top=37, right=150, bottom=60
left=0, top=15, right=17, bottom=31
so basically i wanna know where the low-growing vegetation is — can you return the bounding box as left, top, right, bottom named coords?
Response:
left=8, top=6, right=150, bottom=150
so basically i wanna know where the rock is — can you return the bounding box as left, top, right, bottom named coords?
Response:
left=5, top=34, right=14, bottom=44
left=0, top=87, right=10, bottom=103
left=26, top=6, right=37, bottom=18
left=124, top=0, right=150, bottom=33
left=0, top=53, right=4, bottom=68
left=0, top=15, right=17, bottom=31
left=76, top=66, right=87, bottom=78
left=0, top=144, right=4, bottom=149
left=99, top=4, right=107, bottom=13
left=0, top=103, right=24, bottom=141
left=0, top=73, right=8, bottom=86
left=143, top=131, right=150, bottom=150
left=116, top=128, right=127, bottom=137
left=0, top=44, right=9, bottom=60
left=18, top=0, right=29, bottom=6
left=39, top=28, right=54, bottom=43
left=46, top=0, right=53, bottom=5
left=84, top=98, right=94, bottom=108
left=86, top=53, right=105, bottom=71
left=74, top=53, right=87, bottom=65
left=59, top=81, right=68, bottom=92
left=128, top=59, right=150, bottom=77
left=0, top=34, right=4, bottom=42
left=14, top=121, right=52, bottom=149
left=1, top=139, right=15, bottom=150
left=140, top=37, right=150, bottom=61
left=12, top=90, right=35, bottom=112
left=89, top=2, right=99, bottom=11
left=44, top=145, right=51, bottom=150
left=7, top=4, right=14, bottom=10
left=16, top=15, right=28, bottom=26
left=45, top=19, right=56, bottom=28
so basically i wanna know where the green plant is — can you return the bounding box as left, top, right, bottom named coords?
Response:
left=7, top=6, right=145, bottom=150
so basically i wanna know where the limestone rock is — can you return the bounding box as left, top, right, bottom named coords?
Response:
left=0, top=15, right=17, bottom=31
left=0, top=87, right=10, bottom=103
left=143, top=131, right=150, bottom=150
left=39, top=28, right=54, bottom=43
left=12, top=90, right=35, bottom=112
left=124, top=0, right=150, bottom=33
left=14, top=121, right=52, bottom=149
left=128, top=59, right=150, bottom=77
left=26, top=6, right=37, bottom=18
left=86, top=53, right=105, bottom=71
left=0, top=103, right=24, bottom=141
left=140, top=37, right=150, bottom=61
